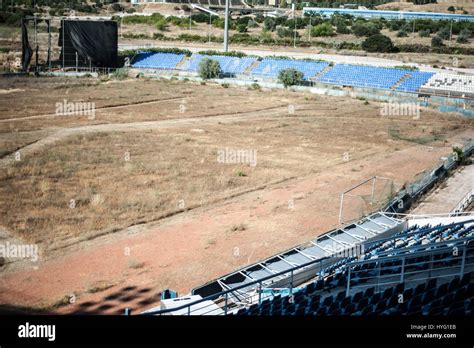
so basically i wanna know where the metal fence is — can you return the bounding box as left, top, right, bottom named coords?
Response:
left=383, top=139, right=474, bottom=215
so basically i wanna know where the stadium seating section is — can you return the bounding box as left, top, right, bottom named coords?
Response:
left=132, top=52, right=185, bottom=69
left=317, top=64, right=407, bottom=89
left=182, top=54, right=257, bottom=75
left=421, top=73, right=474, bottom=95
left=250, top=58, right=329, bottom=80
left=395, top=71, right=435, bottom=92
left=131, top=52, right=473, bottom=96
left=231, top=221, right=474, bottom=316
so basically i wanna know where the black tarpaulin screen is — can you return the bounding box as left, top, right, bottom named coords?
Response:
left=21, top=20, right=33, bottom=72
left=59, top=20, right=118, bottom=68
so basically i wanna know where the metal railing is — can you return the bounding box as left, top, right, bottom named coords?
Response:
left=345, top=238, right=473, bottom=297
left=145, top=219, right=472, bottom=315
left=451, top=189, right=474, bottom=215
left=383, top=139, right=474, bottom=216
left=144, top=256, right=338, bottom=315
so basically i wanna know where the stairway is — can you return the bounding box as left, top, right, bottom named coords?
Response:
left=309, top=64, right=333, bottom=81
left=175, top=55, right=190, bottom=70
left=391, top=73, right=412, bottom=90
left=243, top=59, right=260, bottom=75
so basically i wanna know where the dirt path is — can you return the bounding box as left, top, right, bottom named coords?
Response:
left=411, top=165, right=474, bottom=215
left=0, top=138, right=460, bottom=314
left=0, top=104, right=288, bottom=168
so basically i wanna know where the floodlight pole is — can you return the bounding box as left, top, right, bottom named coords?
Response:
left=223, top=0, right=230, bottom=52
left=449, top=21, right=453, bottom=47
left=308, top=14, right=311, bottom=42
left=62, top=19, right=65, bottom=71
left=293, top=3, right=296, bottom=48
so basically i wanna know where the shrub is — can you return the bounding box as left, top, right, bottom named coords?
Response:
left=419, top=29, right=430, bottom=37
left=457, top=34, right=469, bottom=44
left=457, top=28, right=472, bottom=43
left=249, top=83, right=261, bottom=90
left=362, top=34, right=394, bottom=53
left=278, top=68, right=303, bottom=87
left=111, top=3, right=122, bottom=12
left=237, top=23, right=248, bottom=33
left=460, top=28, right=472, bottom=38
left=198, top=58, right=221, bottom=79
left=277, top=26, right=299, bottom=38
left=352, top=22, right=380, bottom=37
left=437, top=27, right=451, bottom=40
left=397, top=29, right=409, bottom=37
left=336, top=21, right=350, bottom=34
left=431, top=35, right=444, bottom=48
left=264, top=17, right=277, bottom=32
left=198, top=50, right=247, bottom=58
left=311, top=23, right=335, bottom=37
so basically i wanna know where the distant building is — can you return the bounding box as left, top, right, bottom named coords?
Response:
left=303, top=8, right=474, bottom=21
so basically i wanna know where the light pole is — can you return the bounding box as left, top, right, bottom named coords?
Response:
left=189, top=8, right=192, bottom=31
left=308, top=14, right=312, bottom=43
left=292, top=3, right=296, bottom=49
left=223, top=0, right=230, bottom=52
left=449, top=21, right=453, bottom=47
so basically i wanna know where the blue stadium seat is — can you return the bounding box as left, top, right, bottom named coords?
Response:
left=182, top=54, right=257, bottom=75
left=250, top=58, right=329, bottom=80
left=396, top=71, right=435, bottom=92
left=132, top=52, right=185, bottom=69
left=317, top=64, right=407, bottom=89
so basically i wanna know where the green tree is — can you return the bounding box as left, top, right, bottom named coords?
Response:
left=447, top=6, right=456, bottom=13
left=278, top=68, right=303, bottom=88
left=362, top=34, right=394, bottom=53
left=198, top=58, right=222, bottom=79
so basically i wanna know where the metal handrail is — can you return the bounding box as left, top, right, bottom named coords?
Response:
left=346, top=241, right=473, bottom=296
left=145, top=222, right=472, bottom=315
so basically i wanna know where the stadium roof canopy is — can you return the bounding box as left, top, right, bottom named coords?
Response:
left=302, top=8, right=474, bottom=22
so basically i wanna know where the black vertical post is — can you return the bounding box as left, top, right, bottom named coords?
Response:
left=47, top=19, right=51, bottom=70
left=34, top=18, right=39, bottom=74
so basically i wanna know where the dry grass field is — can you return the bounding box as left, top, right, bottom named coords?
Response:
left=0, top=76, right=473, bottom=313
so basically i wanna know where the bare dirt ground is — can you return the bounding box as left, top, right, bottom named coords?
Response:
left=0, top=76, right=473, bottom=314
left=378, top=1, right=474, bottom=14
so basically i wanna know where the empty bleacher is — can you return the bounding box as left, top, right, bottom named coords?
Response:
left=250, top=58, right=329, bottom=81
left=131, top=52, right=185, bottom=70
left=182, top=54, right=257, bottom=75
left=130, top=52, right=474, bottom=99
left=420, top=73, right=474, bottom=98
left=316, top=64, right=408, bottom=89
left=395, top=71, right=435, bottom=93
left=231, top=220, right=474, bottom=316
